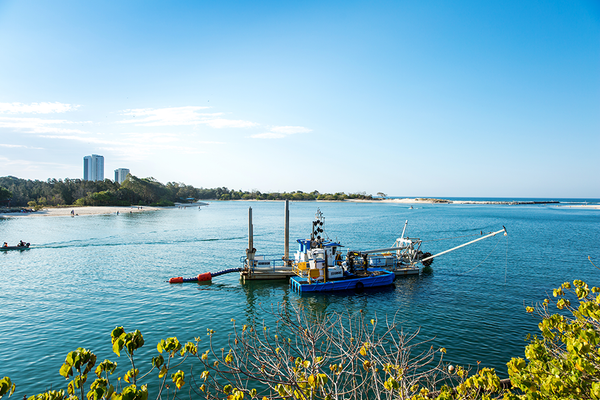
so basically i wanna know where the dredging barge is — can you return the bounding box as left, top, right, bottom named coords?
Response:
left=240, top=202, right=508, bottom=284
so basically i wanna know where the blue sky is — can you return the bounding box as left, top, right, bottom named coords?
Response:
left=0, top=0, right=598, bottom=197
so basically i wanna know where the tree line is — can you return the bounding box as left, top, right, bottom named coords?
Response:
left=0, top=176, right=374, bottom=208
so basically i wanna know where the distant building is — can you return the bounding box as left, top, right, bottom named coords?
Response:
left=114, top=168, right=130, bottom=184
left=83, top=154, right=104, bottom=181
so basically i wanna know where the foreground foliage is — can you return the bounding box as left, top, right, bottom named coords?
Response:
left=2, top=279, right=600, bottom=400
left=507, top=279, right=600, bottom=399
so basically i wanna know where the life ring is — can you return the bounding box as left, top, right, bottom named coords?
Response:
left=355, top=281, right=364, bottom=292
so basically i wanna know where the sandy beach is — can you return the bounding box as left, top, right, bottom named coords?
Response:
left=346, top=198, right=519, bottom=205
left=345, top=198, right=446, bottom=204
left=346, top=198, right=600, bottom=209
left=0, top=205, right=163, bottom=218
left=555, top=205, right=600, bottom=210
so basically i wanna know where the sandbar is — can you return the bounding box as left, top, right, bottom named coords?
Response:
left=555, top=205, right=600, bottom=210
left=0, top=206, right=162, bottom=218
left=345, top=198, right=599, bottom=208
left=345, top=198, right=446, bottom=204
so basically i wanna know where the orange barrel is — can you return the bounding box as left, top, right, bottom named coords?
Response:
left=197, top=272, right=212, bottom=281
left=169, top=276, right=184, bottom=284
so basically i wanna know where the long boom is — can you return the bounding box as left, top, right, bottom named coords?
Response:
left=420, top=226, right=507, bottom=262
left=362, top=245, right=417, bottom=254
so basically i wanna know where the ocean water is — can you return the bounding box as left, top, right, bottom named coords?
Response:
left=1, top=201, right=599, bottom=396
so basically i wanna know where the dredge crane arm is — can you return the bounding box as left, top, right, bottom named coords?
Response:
left=420, top=226, right=508, bottom=263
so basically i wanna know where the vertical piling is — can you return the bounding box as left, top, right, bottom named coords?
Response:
left=284, top=200, right=290, bottom=266
left=247, top=207, right=254, bottom=267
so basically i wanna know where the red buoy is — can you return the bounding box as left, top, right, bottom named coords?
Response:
left=169, top=276, right=184, bottom=284
left=197, top=272, right=212, bottom=281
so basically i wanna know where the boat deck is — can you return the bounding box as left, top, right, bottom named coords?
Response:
left=392, top=266, right=420, bottom=275
left=290, top=269, right=395, bottom=293
left=240, top=268, right=296, bottom=281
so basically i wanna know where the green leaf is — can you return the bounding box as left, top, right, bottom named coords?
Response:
left=0, top=377, right=16, bottom=398
left=67, top=381, right=74, bottom=396
left=158, top=366, right=168, bottom=379
left=151, top=355, right=164, bottom=368
left=111, top=327, right=125, bottom=344
left=170, top=371, right=185, bottom=390
left=59, top=363, right=72, bottom=379
left=113, top=337, right=123, bottom=357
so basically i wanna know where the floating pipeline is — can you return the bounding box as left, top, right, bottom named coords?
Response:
left=168, top=268, right=242, bottom=284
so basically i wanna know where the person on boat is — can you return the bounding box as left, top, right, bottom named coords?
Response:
left=2, top=242, right=7, bottom=247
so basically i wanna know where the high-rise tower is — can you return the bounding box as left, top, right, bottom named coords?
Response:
left=83, top=154, right=104, bottom=181
left=114, top=168, right=130, bottom=184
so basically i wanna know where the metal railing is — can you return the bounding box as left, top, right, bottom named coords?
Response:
left=240, top=254, right=292, bottom=271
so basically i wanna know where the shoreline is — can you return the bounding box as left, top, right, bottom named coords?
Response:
left=554, top=204, right=600, bottom=210
left=343, top=198, right=600, bottom=208
left=1, top=199, right=598, bottom=218
left=0, top=205, right=163, bottom=218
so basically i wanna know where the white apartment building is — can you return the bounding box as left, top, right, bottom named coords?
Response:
left=114, top=168, right=130, bottom=184
left=83, top=154, right=104, bottom=181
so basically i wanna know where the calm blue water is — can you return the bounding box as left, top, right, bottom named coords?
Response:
left=1, top=201, right=599, bottom=396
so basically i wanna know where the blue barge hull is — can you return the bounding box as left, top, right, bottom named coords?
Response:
left=290, top=268, right=395, bottom=293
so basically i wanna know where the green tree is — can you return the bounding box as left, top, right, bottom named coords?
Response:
left=0, top=186, right=12, bottom=202
left=506, top=278, right=600, bottom=399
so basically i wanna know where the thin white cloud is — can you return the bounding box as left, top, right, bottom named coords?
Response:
left=251, top=132, right=286, bottom=139
left=0, top=143, right=44, bottom=149
left=0, top=156, right=73, bottom=170
left=271, top=126, right=312, bottom=134
left=35, top=130, right=226, bottom=154
left=251, top=125, right=312, bottom=139
left=118, top=106, right=259, bottom=129
left=119, top=106, right=210, bottom=126
left=0, top=117, right=90, bottom=134
left=117, top=132, right=225, bottom=145
left=204, top=118, right=258, bottom=129
left=118, top=132, right=180, bottom=144
left=37, top=134, right=115, bottom=145
left=0, top=102, right=79, bottom=114
left=102, top=145, right=206, bottom=155
left=100, top=141, right=208, bottom=161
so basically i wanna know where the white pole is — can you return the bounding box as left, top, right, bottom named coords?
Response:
left=420, top=227, right=507, bottom=262
left=400, top=220, right=408, bottom=239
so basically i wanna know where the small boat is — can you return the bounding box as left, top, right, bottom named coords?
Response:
left=1, top=241, right=31, bottom=251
